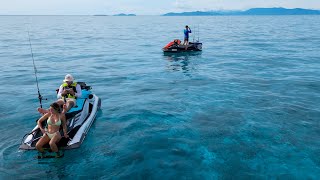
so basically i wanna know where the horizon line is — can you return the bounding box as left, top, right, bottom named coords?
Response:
left=1, top=7, right=319, bottom=16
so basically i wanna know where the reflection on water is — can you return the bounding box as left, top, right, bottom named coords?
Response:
left=163, top=52, right=202, bottom=75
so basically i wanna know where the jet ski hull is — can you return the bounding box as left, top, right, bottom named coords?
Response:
left=20, top=83, right=101, bottom=150
left=163, top=42, right=202, bottom=53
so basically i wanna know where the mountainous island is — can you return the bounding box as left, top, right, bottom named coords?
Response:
left=113, top=13, right=136, bottom=16
left=163, top=8, right=320, bottom=16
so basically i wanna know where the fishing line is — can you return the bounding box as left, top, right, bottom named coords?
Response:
left=27, top=30, right=45, bottom=108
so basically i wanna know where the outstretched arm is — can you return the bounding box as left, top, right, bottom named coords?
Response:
left=37, top=113, right=50, bottom=134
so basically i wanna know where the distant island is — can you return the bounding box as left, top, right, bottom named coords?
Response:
left=113, top=13, right=136, bottom=16
left=163, top=8, right=320, bottom=16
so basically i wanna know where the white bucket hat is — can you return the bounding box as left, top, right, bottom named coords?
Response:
left=63, top=74, right=74, bottom=82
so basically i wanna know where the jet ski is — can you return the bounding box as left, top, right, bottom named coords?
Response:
left=20, top=82, right=101, bottom=150
left=162, top=39, right=202, bottom=53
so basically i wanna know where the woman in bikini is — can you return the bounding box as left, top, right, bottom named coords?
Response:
left=36, top=102, right=69, bottom=157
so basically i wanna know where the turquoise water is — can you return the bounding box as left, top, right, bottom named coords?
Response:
left=0, top=15, right=320, bottom=179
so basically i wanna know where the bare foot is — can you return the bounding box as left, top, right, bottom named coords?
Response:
left=37, top=107, right=48, bottom=115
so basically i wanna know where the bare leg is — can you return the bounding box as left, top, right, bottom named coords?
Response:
left=36, top=134, right=50, bottom=153
left=49, top=133, right=63, bottom=157
left=62, top=104, right=67, bottom=114
left=56, top=99, right=65, bottom=106
left=49, top=132, right=62, bottom=153
left=56, top=99, right=67, bottom=113
left=56, top=99, right=74, bottom=113
left=65, top=101, right=75, bottom=112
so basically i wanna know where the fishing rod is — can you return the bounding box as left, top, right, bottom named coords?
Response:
left=27, top=30, right=46, bottom=108
left=198, top=24, right=200, bottom=42
left=193, top=24, right=195, bottom=42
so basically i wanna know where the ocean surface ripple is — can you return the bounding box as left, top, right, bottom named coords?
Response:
left=0, top=16, right=319, bottom=179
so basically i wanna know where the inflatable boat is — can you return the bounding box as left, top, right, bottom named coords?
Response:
left=20, top=82, right=101, bottom=150
left=163, top=39, right=202, bottom=53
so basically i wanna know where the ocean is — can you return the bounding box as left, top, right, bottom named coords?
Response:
left=0, top=15, right=320, bottom=179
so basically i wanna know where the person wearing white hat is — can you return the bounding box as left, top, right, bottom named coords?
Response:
left=56, top=74, right=82, bottom=111
left=38, top=74, right=82, bottom=114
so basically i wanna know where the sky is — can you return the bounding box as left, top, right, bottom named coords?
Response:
left=0, top=0, right=319, bottom=15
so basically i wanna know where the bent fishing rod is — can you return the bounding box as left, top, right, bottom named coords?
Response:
left=27, top=30, right=46, bottom=108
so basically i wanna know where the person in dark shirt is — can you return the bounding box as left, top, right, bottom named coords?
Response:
left=183, top=25, right=192, bottom=48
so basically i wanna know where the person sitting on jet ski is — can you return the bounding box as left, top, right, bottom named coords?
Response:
left=36, top=102, right=69, bottom=158
left=183, top=25, right=192, bottom=48
left=38, top=74, right=82, bottom=114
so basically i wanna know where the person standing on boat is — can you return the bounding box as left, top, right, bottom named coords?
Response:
left=36, top=102, right=69, bottom=158
left=183, top=25, right=192, bottom=48
left=38, top=74, right=82, bottom=114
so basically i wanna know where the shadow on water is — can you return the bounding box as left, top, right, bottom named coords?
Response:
left=163, top=51, right=202, bottom=75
